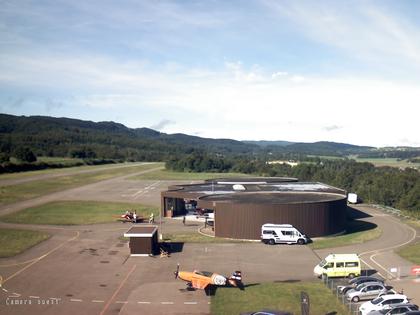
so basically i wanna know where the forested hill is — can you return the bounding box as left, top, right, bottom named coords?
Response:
left=1, top=114, right=418, bottom=161
left=0, top=114, right=257, bottom=160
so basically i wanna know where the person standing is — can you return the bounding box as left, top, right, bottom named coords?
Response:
left=182, top=215, right=186, bottom=225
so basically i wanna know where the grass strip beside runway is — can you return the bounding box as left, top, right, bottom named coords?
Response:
left=0, top=228, right=50, bottom=257
left=0, top=201, right=159, bottom=225
left=0, top=163, right=161, bottom=205
left=211, top=281, right=349, bottom=315
left=128, top=169, right=247, bottom=180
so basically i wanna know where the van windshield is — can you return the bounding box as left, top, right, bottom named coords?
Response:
left=318, top=259, right=327, bottom=267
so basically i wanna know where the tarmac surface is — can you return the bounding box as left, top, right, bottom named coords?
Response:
left=0, top=167, right=419, bottom=315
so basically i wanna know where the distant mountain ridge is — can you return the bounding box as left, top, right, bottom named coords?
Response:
left=0, top=114, right=418, bottom=160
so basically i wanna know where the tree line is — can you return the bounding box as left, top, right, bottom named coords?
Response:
left=166, top=153, right=419, bottom=214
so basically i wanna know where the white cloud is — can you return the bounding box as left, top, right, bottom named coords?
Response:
left=263, top=1, right=420, bottom=73
left=1, top=50, right=419, bottom=147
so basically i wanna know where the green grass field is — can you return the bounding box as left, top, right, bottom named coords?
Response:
left=0, top=228, right=50, bottom=257
left=353, top=157, right=419, bottom=169
left=0, top=201, right=159, bottom=225
left=162, top=232, right=247, bottom=243
left=397, top=242, right=420, bottom=264
left=0, top=163, right=162, bottom=205
left=129, top=169, right=247, bottom=180
left=211, top=281, right=349, bottom=315
left=309, top=220, right=382, bottom=250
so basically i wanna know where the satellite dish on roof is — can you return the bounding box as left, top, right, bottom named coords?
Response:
left=233, top=184, right=246, bottom=191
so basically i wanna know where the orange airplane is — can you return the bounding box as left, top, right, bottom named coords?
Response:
left=174, top=264, right=244, bottom=295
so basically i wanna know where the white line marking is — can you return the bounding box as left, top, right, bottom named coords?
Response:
left=70, top=298, right=83, bottom=302
left=92, top=300, right=104, bottom=303
left=161, top=301, right=174, bottom=304
left=115, top=301, right=128, bottom=304
left=137, top=301, right=151, bottom=304
left=184, top=302, right=198, bottom=305
left=29, top=295, right=40, bottom=299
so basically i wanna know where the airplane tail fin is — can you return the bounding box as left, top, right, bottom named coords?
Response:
left=228, top=271, right=244, bottom=290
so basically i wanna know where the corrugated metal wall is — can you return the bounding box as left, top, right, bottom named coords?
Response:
left=214, top=198, right=347, bottom=239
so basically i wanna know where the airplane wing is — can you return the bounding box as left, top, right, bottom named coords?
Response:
left=191, top=278, right=210, bottom=290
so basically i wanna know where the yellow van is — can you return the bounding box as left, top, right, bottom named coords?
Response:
left=314, top=254, right=361, bottom=278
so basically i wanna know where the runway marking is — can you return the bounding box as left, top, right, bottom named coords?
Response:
left=99, top=264, right=136, bottom=315
left=137, top=301, right=151, bottom=304
left=115, top=301, right=128, bottom=304
left=92, top=300, right=104, bottom=303
left=161, top=301, right=174, bottom=305
left=184, top=301, right=198, bottom=305
left=70, top=298, right=83, bottom=302
left=2, top=230, right=80, bottom=284
left=29, top=295, right=40, bottom=299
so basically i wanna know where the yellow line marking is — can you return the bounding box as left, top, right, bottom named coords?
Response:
left=99, top=264, right=136, bottom=315
left=2, top=230, right=79, bottom=284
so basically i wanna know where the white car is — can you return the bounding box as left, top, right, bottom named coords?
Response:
left=359, top=294, right=409, bottom=315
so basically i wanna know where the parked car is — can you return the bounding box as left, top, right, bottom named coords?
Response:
left=367, top=303, right=418, bottom=315
left=345, top=282, right=394, bottom=302
left=337, top=276, right=385, bottom=294
left=359, top=294, right=409, bottom=315
left=240, top=310, right=292, bottom=315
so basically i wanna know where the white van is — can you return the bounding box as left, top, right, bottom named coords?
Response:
left=314, top=253, right=361, bottom=278
left=261, top=224, right=308, bottom=245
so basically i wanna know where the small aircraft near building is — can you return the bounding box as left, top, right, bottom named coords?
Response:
left=174, top=264, right=244, bottom=295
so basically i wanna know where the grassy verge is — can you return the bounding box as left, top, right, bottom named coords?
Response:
left=397, top=242, right=420, bottom=265
left=0, top=228, right=50, bottom=257
left=0, top=163, right=161, bottom=205
left=129, top=169, right=247, bottom=180
left=352, top=157, right=419, bottom=169
left=211, top=281, right=349, bottom=315
left=0, top=201, right=159, bottom=225
left=309, top=220, right=381, bottom=250
left=162, top=232, right=247, bottom=243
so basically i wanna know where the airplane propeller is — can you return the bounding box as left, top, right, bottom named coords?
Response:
left=174, top=263, right=180, bottom=279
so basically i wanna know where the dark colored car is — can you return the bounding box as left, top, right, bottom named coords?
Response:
left=367, top=303, right=419, bottom=314
left=240, top=310, right=292, bottom=315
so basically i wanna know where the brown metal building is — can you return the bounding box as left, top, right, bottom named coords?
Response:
left=124, top=226, right=159, bottom=256
left=161, top=178, right=347, bottom=240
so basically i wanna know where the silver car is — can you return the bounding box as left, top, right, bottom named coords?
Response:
left=367, top=303, right=419, bottom=315
left=345, top=281, right=393, bottom=303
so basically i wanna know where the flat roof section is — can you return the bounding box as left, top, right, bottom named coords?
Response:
left=124, top=226, right=157, bottom=237
left=166, top=180, right=345, bottom=196
left=200, top=192, right=346, bottom=204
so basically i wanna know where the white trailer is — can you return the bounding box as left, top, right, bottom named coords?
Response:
left=347, top=193, right=358, bottom=204
left=261, top=223, right=308, bottom=245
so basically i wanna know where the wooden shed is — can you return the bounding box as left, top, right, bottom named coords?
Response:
left=124, top=226, right=159, bottom=256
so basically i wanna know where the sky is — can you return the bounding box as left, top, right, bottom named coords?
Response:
left=1, top=0, right=420, bottom=147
